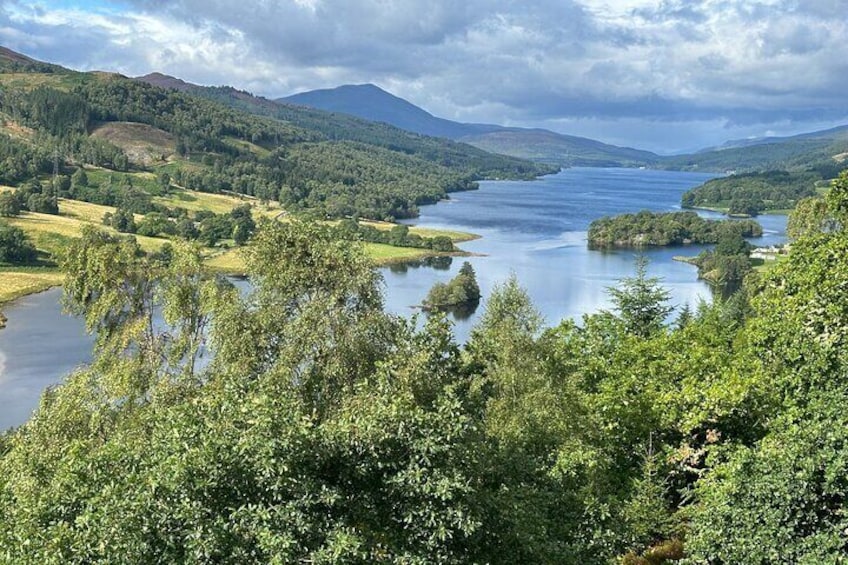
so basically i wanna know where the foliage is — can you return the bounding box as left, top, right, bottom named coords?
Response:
left=607, top=256, right=673, bottom=337
left=588, top=210, right=762, bottom=248
left=692, top=225, right=755, bottom=287
left=681, top=169, right=822, bottom=215
left=0, top=192, right=21, bottom=217
left=422, top=261, right=481, bottom=313
left=0, top=220, right=37, bottom=264
left=334, top=219, right=456, bottom=252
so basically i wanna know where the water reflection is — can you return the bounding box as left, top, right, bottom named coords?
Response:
left=386, top=255, right=453, bottom=274
left=382, top=168, right=788, bottom=342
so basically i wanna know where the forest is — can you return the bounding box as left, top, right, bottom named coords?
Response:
left=2, top=173, right=848, bottom=563
left=680, top=169, right=829, bottom=215
left=0, top=56, right=550, bottom=222
left=587, top=210, right=762, bottom=248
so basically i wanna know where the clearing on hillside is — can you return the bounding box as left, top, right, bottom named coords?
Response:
left=90, top=121, right=175, bottom=166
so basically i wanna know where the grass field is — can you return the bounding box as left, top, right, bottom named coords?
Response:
left=1, top=184, right=477, bottom=313
left=0, top=268, right=64, bottom=305
left=154, top=188, right=281, bottom=218
left=359, top=220, right=478, bottom=242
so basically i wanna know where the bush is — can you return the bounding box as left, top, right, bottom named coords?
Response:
left=0, top=220, right=37, bottom=263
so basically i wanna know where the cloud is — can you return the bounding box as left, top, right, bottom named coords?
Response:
left=0, top=0, right=846, bottom=152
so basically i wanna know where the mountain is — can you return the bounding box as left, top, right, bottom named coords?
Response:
left=133, top=72, right=553, bottom=179
left=281, top=84, right=659, bottom=167
left=663, top=125, right=848, bottom=173
left=283, top=83, right=500, bottom=139
left=0, top=46, right=550, bottom=221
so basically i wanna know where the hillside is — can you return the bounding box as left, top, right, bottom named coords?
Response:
left=460, top=128, right=659, bottom=167
left=281, top=83, right=660, bottom=167
left=0, top=47, right=550, bottom=223
left=663, top=124, right=848, bottom=173
left=135, top=74, right=550, bottom=183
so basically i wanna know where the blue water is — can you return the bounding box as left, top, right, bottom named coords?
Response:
left=382, top=168, right=787, bottom=339
left=0, top=168, right=787, bottom=429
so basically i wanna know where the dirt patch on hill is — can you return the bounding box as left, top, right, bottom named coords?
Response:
left=90, top=121, right=175, bottom=166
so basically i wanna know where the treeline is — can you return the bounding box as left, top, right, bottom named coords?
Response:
left=681, top=169, right=826, bottom=215
left=334, top=219, right=455, bottom=252
left=588, top=210, right=762, bottom=248
left=4, top=169, right=848, bottom=563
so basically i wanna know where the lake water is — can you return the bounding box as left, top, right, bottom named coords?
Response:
left=382, top=168, right=786, bottom=338
left=0, top=168, right=787, bottom=429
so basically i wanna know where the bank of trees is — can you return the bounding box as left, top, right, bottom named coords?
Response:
left=588, top=210, right=762, bottom=248
left=333, top=220, right=455, bottom=252
left=423, top=261, right=481, bottom=312
left=681, top=170, right=823, bottom=215
left=0, top=71, right=547, bottom=221
left=2, top=179, right=847, bottom=561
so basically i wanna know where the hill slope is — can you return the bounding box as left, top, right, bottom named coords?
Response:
left=0, top=46, right=551, bottom=222
left=663, top=125, right=848, bottom=173
left=281, top=83, right=659, bottom=167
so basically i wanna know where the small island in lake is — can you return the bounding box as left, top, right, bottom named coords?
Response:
left=587, top=210, right=762, bottom=248
left=422, top=261, right=481, bottom=315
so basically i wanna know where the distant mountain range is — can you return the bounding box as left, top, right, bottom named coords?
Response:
left=282, top=84, right=659, bottom=168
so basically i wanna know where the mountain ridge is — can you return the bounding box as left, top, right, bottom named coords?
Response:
left=281, top=83, right=659, bottom=167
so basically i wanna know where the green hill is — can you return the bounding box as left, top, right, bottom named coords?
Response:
left=0, top=46, right=551, bottom=223
left=661, top=125, right=848, bottom=173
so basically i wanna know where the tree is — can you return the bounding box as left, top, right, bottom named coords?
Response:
left=71, top=167, right=89, bottom=189
left=25, top=193, right=58, bottom=215
left=607, top=256, right=673, bottom=338
left=0, top=221, right=37, bottom=263
left=0, top=192, right=22, bottom=217
left=103, top=207, right=136, bottom=233
left=423, top=261, right=481, bottom=312
left=787, top=196, right=836, bottom=239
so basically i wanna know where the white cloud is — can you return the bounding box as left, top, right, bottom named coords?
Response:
left=0, top=0, right=846, bottom=152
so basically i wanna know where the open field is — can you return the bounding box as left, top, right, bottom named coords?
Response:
left=2, top=185, right=476, bottom=311
left=154, top=188, right=281, bottom=218
left=359, top=220, right=478, bottom=242
left=0, top=268, right=64, bottom=305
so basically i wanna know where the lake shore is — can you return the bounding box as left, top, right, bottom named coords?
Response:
left=0, top=224, right=480, bottom=328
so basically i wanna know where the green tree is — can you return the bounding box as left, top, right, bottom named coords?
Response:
left=0, top=220, right=37, bottom=263
left=0, top=192, right=22, bottom=217
left=608, top=256, right=673, bottom=338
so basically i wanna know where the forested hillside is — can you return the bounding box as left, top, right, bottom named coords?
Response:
left=681, top=169, right=831, bottom=215
left=2, top=173, right=848, bottom=563
left=662, top=125, right=848, bottom=173
left=0, top=48, right=549, bottom=222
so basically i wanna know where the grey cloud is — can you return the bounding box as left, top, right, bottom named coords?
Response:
left=1, top=0, right=847, bottom=151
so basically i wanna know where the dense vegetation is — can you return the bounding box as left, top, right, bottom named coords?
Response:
left=681, top=169, right=826, bottom=215
left=587, top=210, right=762, bottom=248
left=690, top=226, right=755, bottom=287
left=334, top=220, right=455, bottom=252
left=0, top=52, right=549, bottom=222
left=422, top=261, right=481, bottom=312
left=660, top=128, right=848, bottom=173
left=3, top=173, right=848, bottom=562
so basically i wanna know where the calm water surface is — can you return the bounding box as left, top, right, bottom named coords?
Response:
left=382, top=167, right=787, bottom=336
left=0, top=168, right=787, bottom=429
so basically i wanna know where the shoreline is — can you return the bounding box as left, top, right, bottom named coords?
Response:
left=0, top=235, right=482, bottom=328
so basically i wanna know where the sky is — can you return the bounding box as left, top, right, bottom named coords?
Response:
left=1, top=0, right=847, bottom=154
